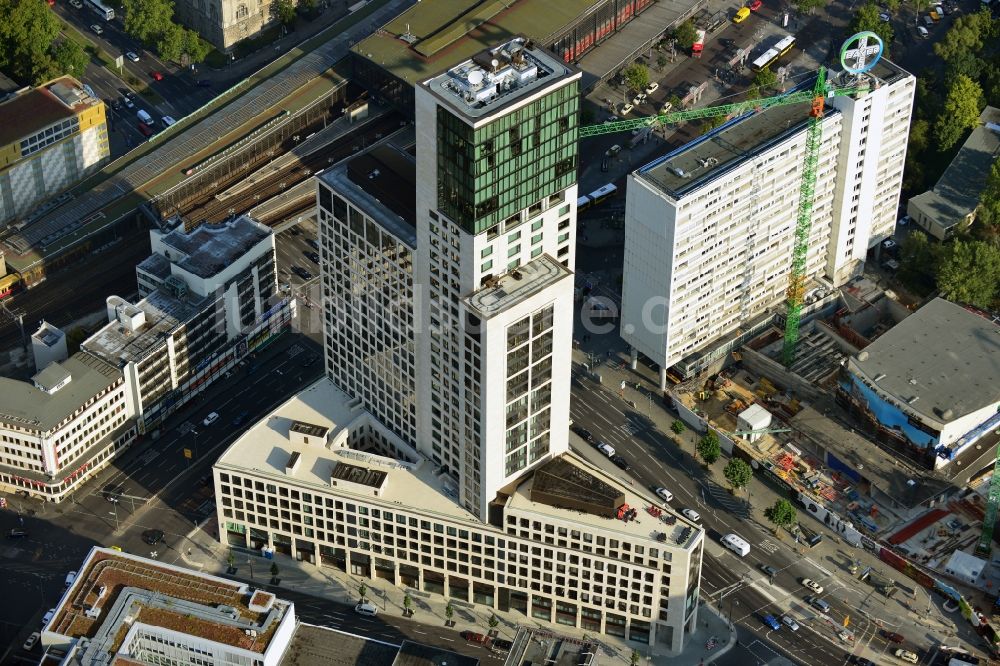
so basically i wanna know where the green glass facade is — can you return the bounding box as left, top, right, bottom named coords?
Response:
left=436, top=81, right=579, bottom=234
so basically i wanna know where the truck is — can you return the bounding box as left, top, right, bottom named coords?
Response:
left=692, top=30, right=706, bottom=57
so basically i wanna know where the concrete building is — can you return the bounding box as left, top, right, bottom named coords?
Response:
left=907, top=106, right=1000, bottom=241
left=841, top=298, right=1000, bottom=469
left=172, top=0, right=288, bottom=53
left=31, top=320, right=68, bottom=371
left=216, top=380, right=704, bottom=651
left=83, top=215, right=290, bottom=433
left=42, top=546, right=297, bottom=665
left=0, top=77, right=110, bottom=227
left=620, top=59, right=915, bottom=383
left=0, top=353, right=135, bottom=501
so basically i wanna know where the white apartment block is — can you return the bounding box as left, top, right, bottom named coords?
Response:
left=621, top=59, right=915, bottom=383
left=0, top=352, right=135, bottom=501
left=215, top=380, right=704, bottom=651
left=44, top=547, right=296, bottom=666
left=84, top=215, right=290, bottom=433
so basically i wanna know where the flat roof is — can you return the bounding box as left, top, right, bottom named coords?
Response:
left=850, top=298, right=1000, bottom=423
left=82, top=290, right=210, bottom=366
left=52, top=547, right=292, bottom=661
left=909, top=106, right=1000, bottom=231
left=159, top=214, right=271, bottom=279
left=637, top=101, right=822, bottom=199
left=393, top=641, right=480, bottom=666
left=353, top=0, right=594, bottom=86
left=509, top=441, right=702, bottom=550
left=319, top=151, right=417, bottom=248
left=0, top=76, right=98, bottom=147
left=279, top=624, right=399, bottom=666
left=215, top=378, right=480, bottom=525
left=465, top=254, right=572, bottom=318
left=344, top=144, right=417, bottom=230
left=0, top=353, right=120, bottom=431
left=290, top=421, right=329, bottom=438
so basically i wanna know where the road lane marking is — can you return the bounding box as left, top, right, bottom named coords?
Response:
left=805, top=557, right=834, bottom=577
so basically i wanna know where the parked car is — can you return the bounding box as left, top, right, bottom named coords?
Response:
left=806, top=596, right=830, bottom=613
left=161, top=115, right=177, bottom=127
left=41, top=609, right=55, bottom=627
left=801, top=579, right=824, bottom=594
left=7, top=528, right=28, bottom=539
left=760, top=564, right=778, bottom=577
left=734, top=7, right=750, bottom=22
left=306, top=238, right=320, bottom=250
left=610, top=454, right=629, bottom=471
left=571, top=424, right=593, bottom=442
left=125, top=51, right=140, bottom=62
left=461, top=631, right=491, bottom=645
left=23, top=632, right=40, bottom=651
left=761, top=614, right=781, bottom=631
left=749, top=0, right=762, bottom=9
left=596, top=441, right=615, bottom=457
left=121, top=96, right=135, bottom=109
left=103, top=483, right=125, bottom=503
left=137, top=122, right=154, bottom=137
left=681, top=508, right=701, bottom=522
left=894, top=650, right=918, bottom=664
left=879, top=10, right=891, bottom=20
left=196, top=79, right=212, bottom=87
left=917, top=25, right=930, bottom=38
left=655, top=487, right=674, bottom=503
left=354, top=601, right=377, bottom=616
left=304, top=250, right=320, bottom=264
left=645, top=82, right=659, bottom=94
left=852, top=658, right=876, bottom=666
left=151, top=71, right=164, bottom=81
left=492, top=638, right=514, bottom=652
left=90, top=24, right=104, bottom=34
left=68, top=0, right=82, bottom=7
left=232, top=410, right=250, bottom=426
left=203, top=412, right=220, bottom=426
left=620, top=103, right=634, bottom=116
left=292, top=266, right=313, bottom=280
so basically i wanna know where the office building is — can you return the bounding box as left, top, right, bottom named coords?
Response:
left=620, top=59, right=915, bottom=383
left=172, top=0, right=288, bottom=53
left=83, top=215, right=290, bottom=433
left=907, top=106, right=1000, bottom=241
left=216, top=380, right=704, bottom=650
left=0, top=353, right=135, bottom=501
left=42, top=547, right=297, bottom=665
left=0, top=77, right=110, bottom=227
left=841, top=297, right=1000, bottom=469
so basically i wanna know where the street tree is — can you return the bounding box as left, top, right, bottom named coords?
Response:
left=752, top=66, right=777, bottom=91
left=622, top=63, right=649, bottom=93
left=358, top=582, right=368, bottom=600
left=488, top=613, right=499, bottom=633
left=403, top=593, right=413, bottom=616
left=934, top=75, right=983, bottom=151
left=696, top=432, right=721, bottom=466
left=793, top=0, right=826, bottom=14
left=156, top=22, right=186, bottom=62
left=122, top=0, right=175, bottom=45
left=849, top=3, right=894, bottom=49
left=50, top=39, right=89, bottom=79
left=673, top=20, right=698, bottom=49
left=299, top=0, right=317, bottom=13
left=227, top=552, right=236, bottom=571
left=269, top=562, right=280, bottom=580
left=909, top=0, right=932, bottom=14
left=671, top=419, right=686, bottom=435
left=765, top=498, right=797, bottom=534
left=273, top=0, right=296, bottom=25
left=630, top=650, right=641, bottom=666
left=883, top=0, right=900, bottom=10
left=183, top=29, right=212, bottom=64
left=897, top=230, right=939, bottom=293
left=723, top=458, right=753, bottom=493
left=444, top=602, right=455, bottom=625
left=936, top=239, right=1000, bottom=307
left=977, top=160, right=1000, bottom=228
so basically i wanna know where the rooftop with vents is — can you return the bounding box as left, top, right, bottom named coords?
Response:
left=154, top=214, right=272, bottom=280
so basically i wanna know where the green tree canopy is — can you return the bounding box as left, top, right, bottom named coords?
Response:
left=273, top=0, right=295, bottom=24
left=752, top=66, right=777, bottom=91
left=156, top=22, right=185, bottom=61
left=765, top=498, right=797, bottom=531
left=673, top=20, right=698, bottom=49
left=0, top=0, right=63, bottom=84
left=933, top=10, right=994, bottom=62
left=50, top=38, right=89, bottom=78
left=937, top=239, right=1000, bottom=307
left=793, top=0, right=826, bottom=14
left=696, top=432, right=721, bottom=465
left=122, top=0, right=174, bottom=45
left=849, top=4, right=894, bottom=50
left=933, top=74, right=983, bottom=151
left=977, top=160, right=1000, bottom=228
left=723, top=458, right=753, bottom=492
left=183, top=28, right=211, bottom=64
left=622, top=63, right=649, bottom=93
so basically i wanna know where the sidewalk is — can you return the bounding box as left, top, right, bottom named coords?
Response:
left=178, top=516, right=737, bottom=665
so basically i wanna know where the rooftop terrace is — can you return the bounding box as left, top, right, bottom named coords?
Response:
left=465, top=254, right=572, bottom=318
left=0, top=76, right=100, bottom=148
left=50, top=548, right=292, bottom=664
left=157, top=214, right=271, bottom=280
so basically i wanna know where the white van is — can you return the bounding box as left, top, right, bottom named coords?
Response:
left=65, top=570, right=77, bottom=588
left=354, top=601, right=378, bottom=616
left=917, top=25, right=930, bottom=38
left=596, top=442, right=615, bottom=458
left=721, top=533, right=751, bottom=557
left=137, top=109, right=153, bottom=125
left=161, top=115, right=177, bottom=127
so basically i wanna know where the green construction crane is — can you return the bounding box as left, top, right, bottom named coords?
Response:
left=976, top=456, right=1000, bottom=557
left=580, top=68, right=865, bottom=366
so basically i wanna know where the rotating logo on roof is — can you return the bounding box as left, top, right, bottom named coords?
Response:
left=841, top=32, right=883, bottom=74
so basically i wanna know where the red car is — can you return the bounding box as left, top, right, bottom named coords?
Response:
left=460, top=631, right=491, bottom=645
left=137, top=122, right=154, bottom=137
left=749, top=0, right=762, bottom=9
left=151, top=71, right=164, bottom=81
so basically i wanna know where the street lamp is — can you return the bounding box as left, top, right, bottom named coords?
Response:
left=109, top=506, right=119, bottom=531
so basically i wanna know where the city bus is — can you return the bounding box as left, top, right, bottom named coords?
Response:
left=85, top=0, right=114, bottom=20
left=587, top=183, right=618, bottom=205
left=750, top=34, right=795, bottom=71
